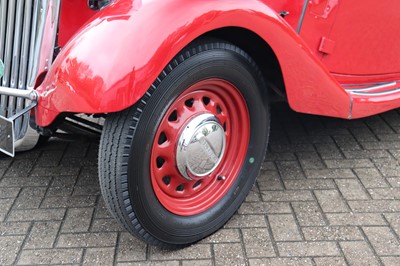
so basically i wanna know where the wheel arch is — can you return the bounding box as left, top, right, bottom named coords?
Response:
left=35, top=0, right=351, bottom=127
left=205, top=27, right=286, bottom=103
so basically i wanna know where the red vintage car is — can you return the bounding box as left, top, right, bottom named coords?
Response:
left=0, top=0, right=399, bottom=248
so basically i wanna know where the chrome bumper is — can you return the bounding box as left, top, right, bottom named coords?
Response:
left=0, top=87, right=39, bottom=156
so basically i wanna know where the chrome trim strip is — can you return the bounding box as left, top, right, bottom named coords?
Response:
left=345, top=81, right=397, bottom=93
left=349, top=88, right=400, bottom=96
left=297, top=0, right=309, bottom=33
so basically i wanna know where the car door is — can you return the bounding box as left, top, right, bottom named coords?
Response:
left=301, top=0, right=400, bottom=76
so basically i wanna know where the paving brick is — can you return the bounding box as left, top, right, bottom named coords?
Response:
left=324, top=159, right=373, bottom=169
left=0, top=187, right=20, bottom=198
left=268, top=214, right=302, bottom=241
left=150, top=244, right=211, bottom=260
left=313, top=257, right=347, bottom=266
left=368, top=188, right=400, bottom=200
left=201, top=228, right=240, bottom=243
left=41, top=196, right=97, bottom=208
left=242, top=228, right=275, bottom=258
left=277, top=241, right=340, bottom=257
left=3, top=159, right=35, bottom=177
left=327, top=213, right=386, bottom=226
left=343, top=149, right=390, bottom=159
left=57, top=232, right=117, bottom=248
left=83, top=247, right=115, bottom=266
left=305, top=169, right=355, bottom=179
left=245, top=187, right=262, bottom=202
left=354, top=168, right=389, bottom=188
left=249, top=258, right=313, bottom=266
left=224, top=215, right=267, bottom=228
left=284, top=179, right=335, bottom=190
left=30, top=166, right=80, bottom=177
left=262, top=190, right=314, bottom=202
left=332, top=135, right=362, bottom=151
left=276, top=161, right=306, bottom=179
left=116, top=232, right=146, bottom=262
left=339, top=241, right=380, bottom=266
left=372, top=158, right=400, bottom=177
left=0, top=198, right=14, bottom=217
left=7, top=208, right=66, bottom=222
left=363, top=227, right=400, bottom=256
left=46, top=186, right=73, bottom=197
left=182, top=260, right=214, bottom=266
left=24, top=221, right=61, bottom=249
left=348, top=200, right=400, bottom=212
left=91, top=218, right=122, bottom=232
left=387, top=177, right=400, bottom=187
left=0, top=176, right=52, bottom=187
left=238, top=202, right=291, bottom=214
left=384, top=213, right=400, bottom=237
left=117, top=262, right=179, bottom=266
left=17, top=248, right=83, bottom=265
left=0, top=235, right=25, bottom=265
left=292, top=202, right=326, bottom=226
left=314, top=190, right=349, bottom=213
left=381, top=256, right=400, bottom=266
left=213, top=243, right=245, bottom=266
left=296, top=152, right=325, bottom=169
left=335, top=179, right=370, bottom=200
left=13, top=187, right=47, bottom=209
left=0, top=222, right=30, bottom=236
left=315, top=143, right=343, bottom=159
left=349, top=126, right=378, bottom=142
left=302, top=226, right=363, bottom=241
left=61, top=208, right=94, bottom=233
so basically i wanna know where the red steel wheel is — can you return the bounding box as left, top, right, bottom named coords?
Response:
left=151, top=79, right=250, bottom=215
left=99, top=39, right=269, bottom=248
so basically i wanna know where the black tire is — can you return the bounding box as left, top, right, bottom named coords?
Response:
left=98, top=39, right=270, bottom=248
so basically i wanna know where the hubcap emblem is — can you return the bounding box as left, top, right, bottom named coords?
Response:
left=176, top=114, right=226, bottom=180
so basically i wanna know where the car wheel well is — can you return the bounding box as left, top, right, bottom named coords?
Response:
left=203, top=27, right=286, bottom=103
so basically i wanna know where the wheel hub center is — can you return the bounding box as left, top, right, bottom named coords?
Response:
left=176, top=113, right=226, bottom=180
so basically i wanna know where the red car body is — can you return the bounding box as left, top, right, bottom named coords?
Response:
left=34, top=0, right=400, bottom=127
left=1, top=0, right=400, bottom=247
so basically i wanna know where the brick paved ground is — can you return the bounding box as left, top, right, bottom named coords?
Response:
left=1, top=103, right=400, bottom=265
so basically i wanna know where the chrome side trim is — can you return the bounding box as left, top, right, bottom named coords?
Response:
left=349, top=88, right=400, bottom=97
left=297, top=0, right=309, bottom=33
left=344, top=81, right=397, bottom=93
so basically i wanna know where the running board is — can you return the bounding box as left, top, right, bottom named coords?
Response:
left=344, top=81, right=400, bottom=96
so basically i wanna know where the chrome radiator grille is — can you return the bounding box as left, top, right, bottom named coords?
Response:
left=0, top=0, right=60, bottom=140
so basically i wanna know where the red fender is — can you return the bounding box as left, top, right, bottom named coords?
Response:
left=36, top=0, right=351, bottom=126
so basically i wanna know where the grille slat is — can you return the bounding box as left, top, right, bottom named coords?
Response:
left=0, top=0, right=60, bottom=141
left=15, top=0, right=34, bottom=135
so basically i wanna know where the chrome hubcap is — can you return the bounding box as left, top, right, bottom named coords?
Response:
left=176, top=113, right=226, bottom=180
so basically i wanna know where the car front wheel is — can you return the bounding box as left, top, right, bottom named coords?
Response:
left=99, top=39, right=270, bottom=248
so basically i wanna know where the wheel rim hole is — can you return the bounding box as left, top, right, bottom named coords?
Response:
left=168, top=110, right=178, bottom=122
left=192, top=180, right=201, bottom=188
left=216, top=105, right=222, bottom=114
left=185, top=98, right=194, bottom=108
left=223, top=122, right=227, bottom=131
left=158, top=132, right=167, bottom=145
left=156, top=157, right=165, bottom=168
left=176, top=184, right=185, bottom=191
left=202, top=97, right=210, bottom=105
left=162, top=176, right=171, bottom=185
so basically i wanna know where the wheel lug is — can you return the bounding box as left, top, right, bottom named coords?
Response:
left=217, top=176, right=226, bottom=181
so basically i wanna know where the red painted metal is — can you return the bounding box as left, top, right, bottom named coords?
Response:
left=150, top=79, right=249, bottom=216
left=33, top=0, right=400, bottom=127
left=58, top=0, right=97, bottom=47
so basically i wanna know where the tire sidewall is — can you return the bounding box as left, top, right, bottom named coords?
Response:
left=127, top=48, right=269, bottom=244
